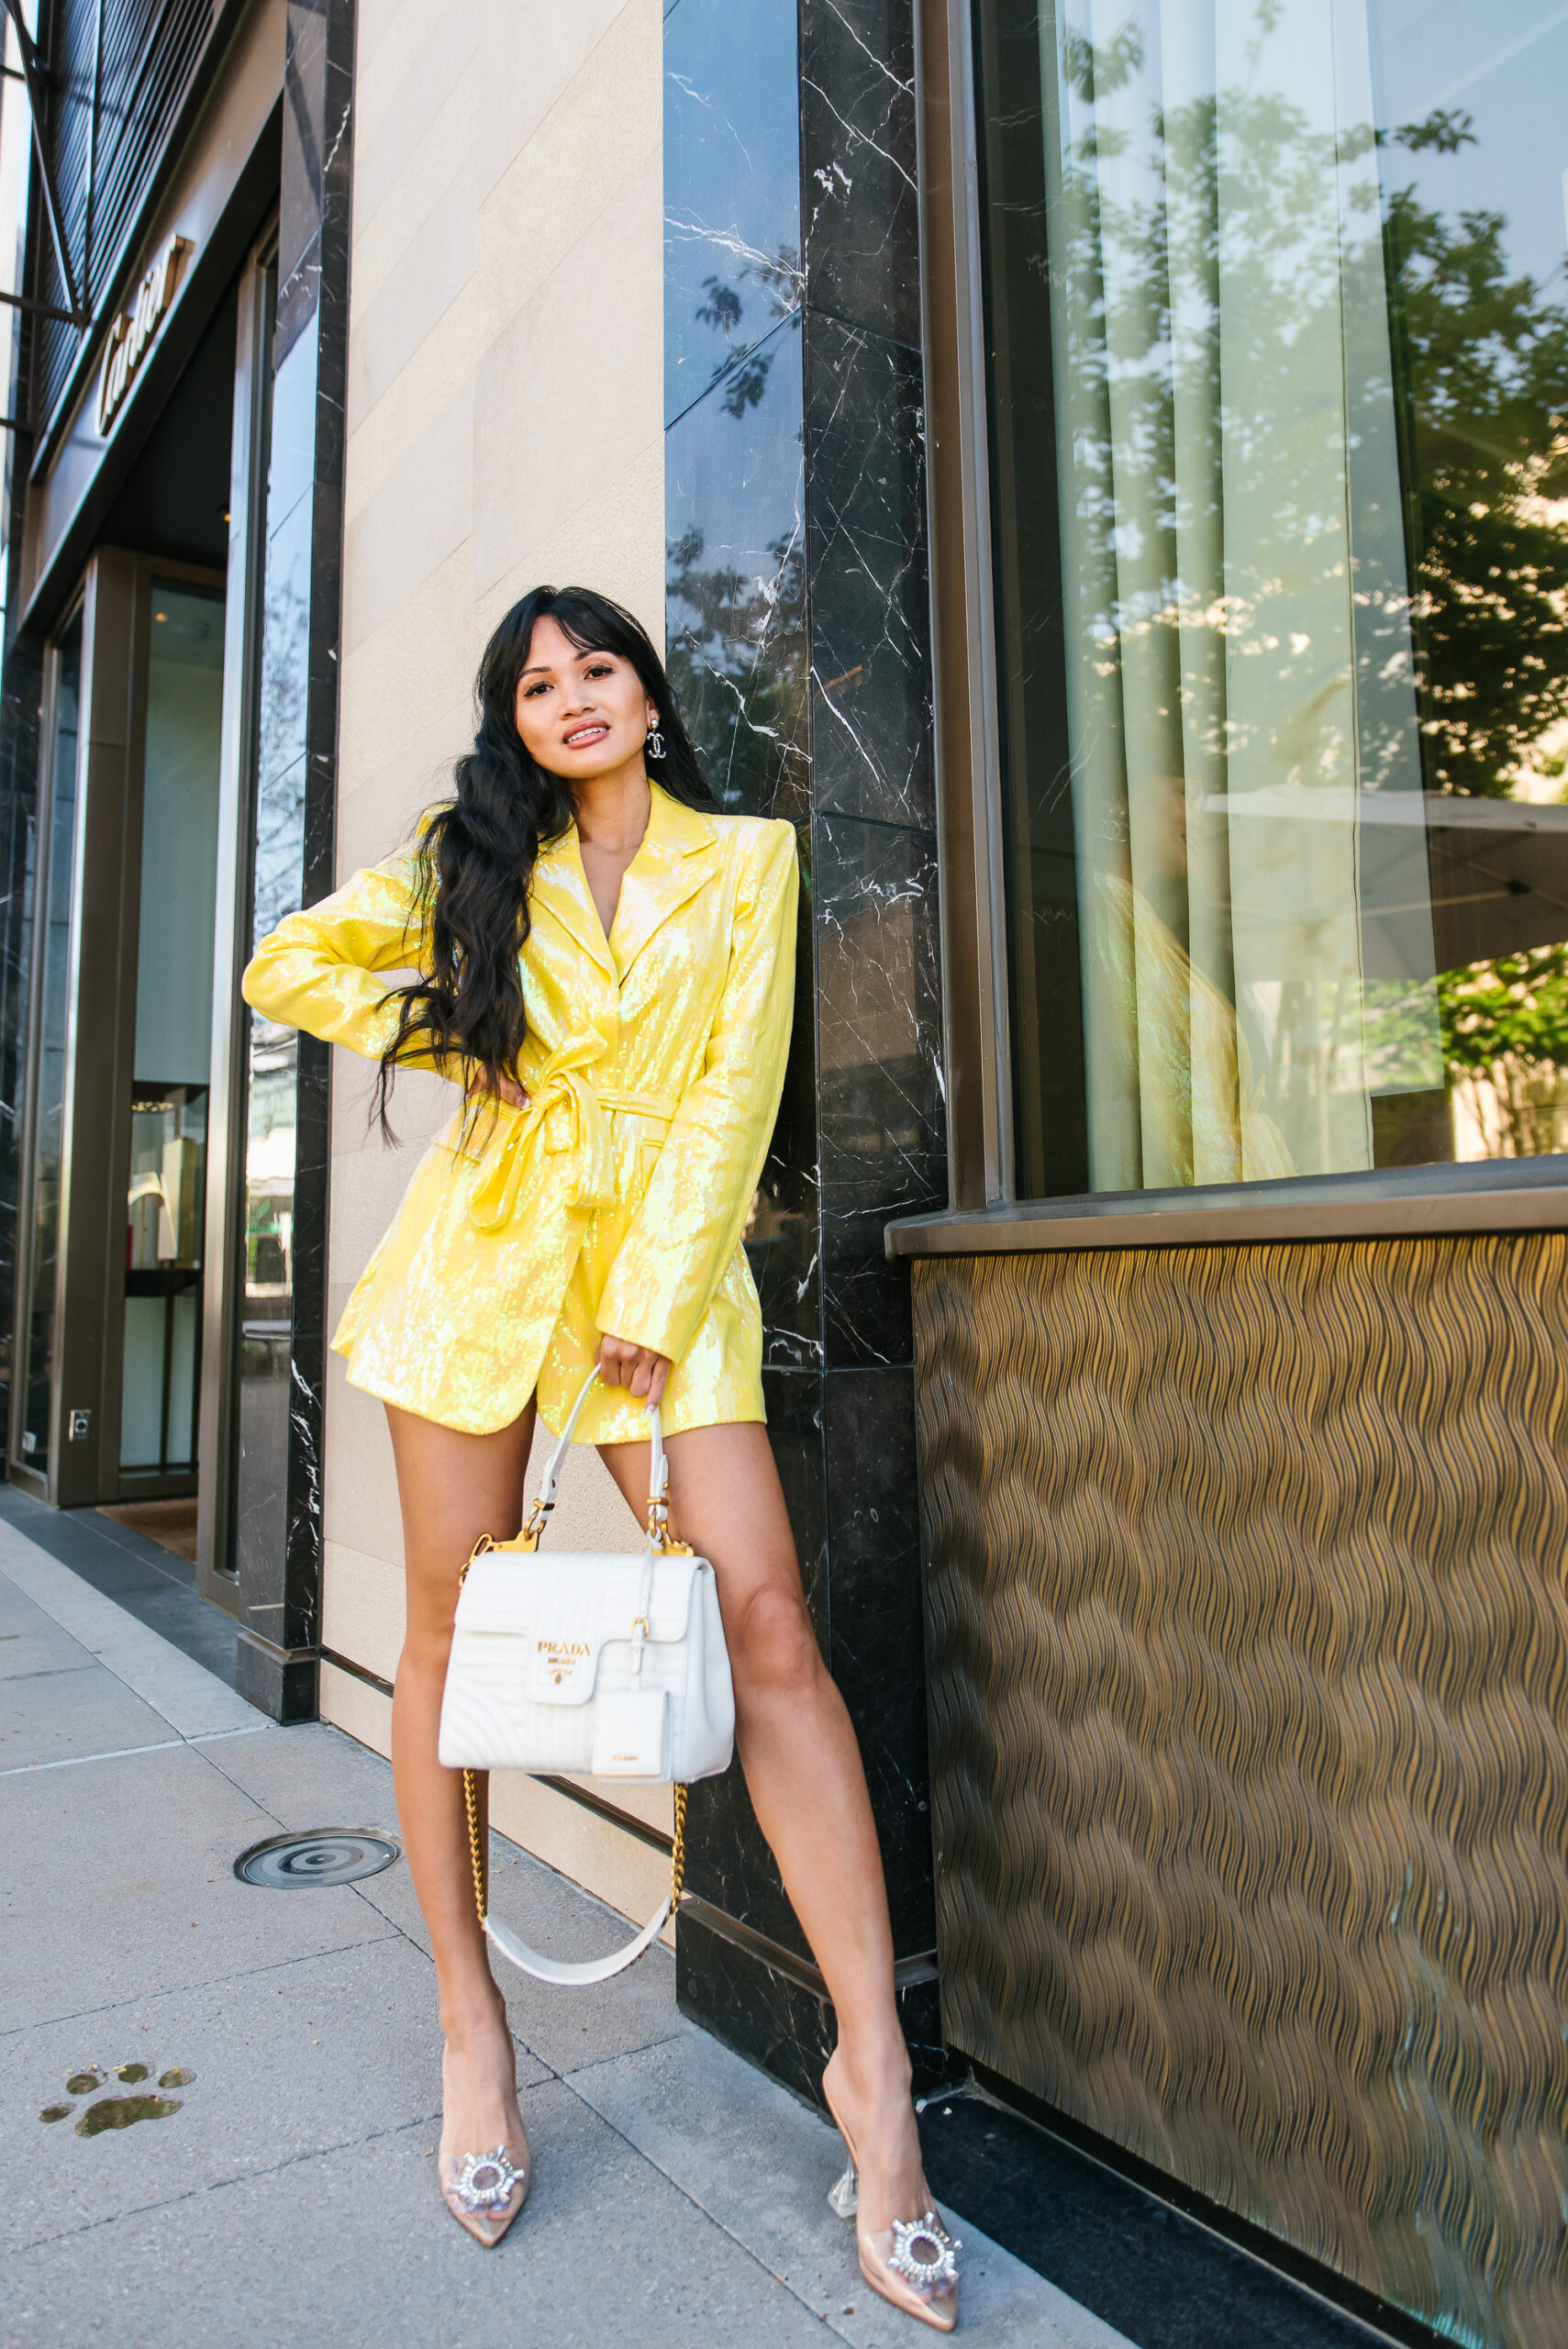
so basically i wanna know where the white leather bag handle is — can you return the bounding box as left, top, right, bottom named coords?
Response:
left=462, top=1366, right=688, bottom=1986
left=525, top=1365, right=669, bottom=1546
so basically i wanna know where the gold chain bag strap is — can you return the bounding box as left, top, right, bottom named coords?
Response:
left=442, top=1368, right=732, bottom=1985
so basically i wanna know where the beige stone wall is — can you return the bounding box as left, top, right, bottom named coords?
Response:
left=323, top=0, right=672, bottom=1920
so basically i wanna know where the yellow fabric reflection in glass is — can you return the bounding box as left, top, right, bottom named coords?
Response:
left=1094, top=871, right=1294, bottom=1187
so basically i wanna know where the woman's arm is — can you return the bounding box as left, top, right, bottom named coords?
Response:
left=241, top=852, right=445, bottom=1070
left=596, top=820, right=799, bottom=1370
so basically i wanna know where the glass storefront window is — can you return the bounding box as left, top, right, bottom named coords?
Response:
left=664, top=0, right=806, bottom=817
left=120, top=582, right=224, bottom=1475
left=18, top=617, right=82, bottom=1468
left=664, top=0, right=814, bottom=1349
left=233, top=252, right=310, bottom=1585
left=978, top=0, right=1568, bottom=1197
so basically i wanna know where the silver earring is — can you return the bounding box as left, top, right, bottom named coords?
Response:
left=646, top=726, right=665, bottom=761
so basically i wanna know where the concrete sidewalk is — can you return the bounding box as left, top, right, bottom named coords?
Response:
left=0, top=1518, right=1133, bottom=2349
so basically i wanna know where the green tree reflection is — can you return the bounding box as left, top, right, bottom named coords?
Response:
left=1386, top=112, right=1568, bottom=800
left=1384, top=113, right=1568, bottom=1134
left=1440, top=945, right=1568, bottom=1153
left=1050, top=14, right=1568, bottom=1155
left=666, top=518, right=806, bottom=817
left=666, top=252, right=806, bottom=820
left=1052, top=34, right=1568, bottom=797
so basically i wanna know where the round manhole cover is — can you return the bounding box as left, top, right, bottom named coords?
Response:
left=234, top=1830, right=401, bottom=1889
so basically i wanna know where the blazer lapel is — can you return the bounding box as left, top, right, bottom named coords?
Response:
left=529, top=826, right=616, bottom=981
left=609, top=786, right=721, bottom=978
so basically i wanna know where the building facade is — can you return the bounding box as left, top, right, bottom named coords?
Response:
left=3, top=5, right=1565, bottom=2345
left=0, top=0, right=350, bottom=1723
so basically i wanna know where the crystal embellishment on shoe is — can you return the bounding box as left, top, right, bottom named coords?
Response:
left=886, top=2212, right=961, bottom=2294
left=449, top=2147, right=524, bottom=2215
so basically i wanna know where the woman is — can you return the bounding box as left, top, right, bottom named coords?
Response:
left=242, top=587, right=959, bottom=2330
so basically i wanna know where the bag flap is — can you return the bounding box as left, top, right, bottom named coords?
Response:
left=453, top=1553, right=707, bottom=1704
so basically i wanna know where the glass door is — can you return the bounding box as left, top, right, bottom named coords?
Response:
left=8, top=556, right=228, bottom=1511
left=117, top=580, right=225, bottom=1488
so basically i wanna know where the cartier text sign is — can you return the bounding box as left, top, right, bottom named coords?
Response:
left=95, top=234, right=193, bottom=437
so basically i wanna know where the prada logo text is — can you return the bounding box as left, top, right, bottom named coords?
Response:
left=536, top=1636, right=591, bottom=1687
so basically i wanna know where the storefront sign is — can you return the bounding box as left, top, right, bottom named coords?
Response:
left=95, top=234, right=193, bottom=437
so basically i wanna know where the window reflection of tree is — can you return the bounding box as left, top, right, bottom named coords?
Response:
left=251, top=569, right=309, bottom=944
left=1053, top=57, right=1568, bottom=807
left=1050, top=17, right=1568, bottom=1163
left=667, top=253, right=806, bottom=818
left=667, top=518, right=806, bottom=817
left=1441, top=944, right=1568, bottom=1157
left=243, top=549, right=308, bottom=1327
left=694, top=243, right=802, bottom=417
left=1049, top=26, right=1416, bottom=1180
left=1382, top=106, right=1568, bottom=1145
left=1052, top=40, right=1421, bottom=831
left=1385, top=110, right=1568, bottom=803
left=667, top=247, right=812, bottom=1297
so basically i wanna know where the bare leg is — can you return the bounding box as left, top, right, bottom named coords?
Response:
left=598, top=1422, right=931, bottom=2241
left=385, top=1398, right=536, bottom=2234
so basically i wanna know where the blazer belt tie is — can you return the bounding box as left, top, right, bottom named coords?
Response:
left=467, top=1063, right=679, bottom=1233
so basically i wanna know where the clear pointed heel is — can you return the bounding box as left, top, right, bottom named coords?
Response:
left=439, top=2143, right=528, bottom=2247
left=822, top=2076, right=959, bottom=2332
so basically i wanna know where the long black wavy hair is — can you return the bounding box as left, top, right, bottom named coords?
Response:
left=374, top=584, right=712, bottom=1130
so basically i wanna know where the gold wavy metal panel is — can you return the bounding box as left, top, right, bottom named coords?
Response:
left=914, top=1235, right=1568, bottom=2349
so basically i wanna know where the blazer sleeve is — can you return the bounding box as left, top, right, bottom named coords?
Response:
left=240, top=851, right=444, bottom=1070
left=596, top=821, right=798, bottom=1364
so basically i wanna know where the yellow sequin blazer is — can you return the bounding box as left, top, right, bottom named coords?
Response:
left=240, top=785, right=798, bottom=1443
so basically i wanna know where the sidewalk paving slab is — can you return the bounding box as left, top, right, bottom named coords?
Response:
left=0, top=1485, right=239, bottom=1689
left=0, top=1738, right=401, bottom=2035
left=573, top=2022, right=1134, bottom=2349
left=0, top=1520, right=258, bottom=1739
left=6, top=1932, right=554, bottom=2255
left=5, top=2083, right=839, bottom=2349
left=0, top=1575, right=178, bottom=1769
left=0, top=1657, right=166, bottom=1771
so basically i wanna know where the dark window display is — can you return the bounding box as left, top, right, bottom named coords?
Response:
left=978, top=0, right=1568, bottom=1197
left=123, top=1085, right=206, bottom=1469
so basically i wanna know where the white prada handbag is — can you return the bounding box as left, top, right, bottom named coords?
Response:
left=438, top=1367, right=735, bottom=1984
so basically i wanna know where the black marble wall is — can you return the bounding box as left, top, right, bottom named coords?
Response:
left=233, top=0, right=355, bottom=1720
left=665, top=0, right=947, bottom=2101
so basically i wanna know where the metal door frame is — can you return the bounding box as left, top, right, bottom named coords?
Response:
left=8, top=598, right=84, bottom=1498
left=8, top=545, right=225, bottom=1509
left=195, top=218, right=277, bottom=1610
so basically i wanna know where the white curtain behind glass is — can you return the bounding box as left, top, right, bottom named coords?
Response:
left=1040, top=0, right=1439, bottom=1189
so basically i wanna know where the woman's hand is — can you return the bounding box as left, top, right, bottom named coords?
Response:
left=466, top=1070, right=528, bottom=1109
left=596, top=1333, right=672, bottom=1408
